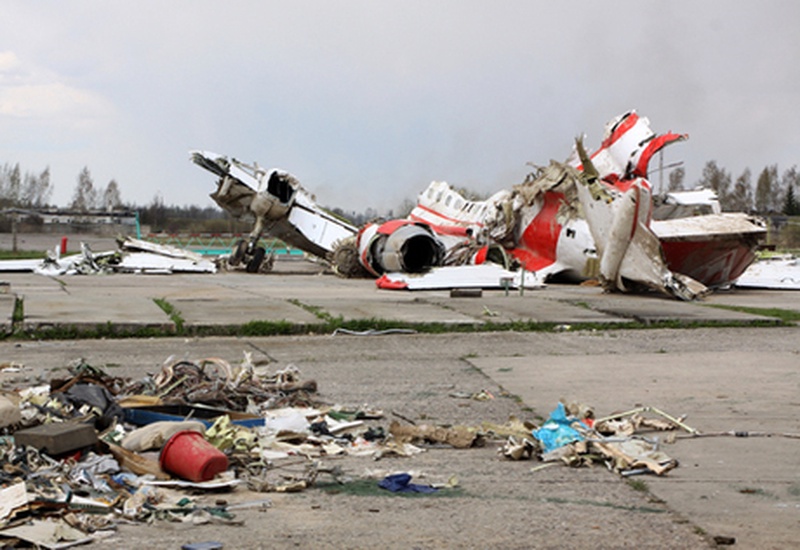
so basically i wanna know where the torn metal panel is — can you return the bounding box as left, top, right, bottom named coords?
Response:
left=118, top=236, right=205, bottom=261
left=114, top=251, right=217, bottom=273
left=653, top=214, right=766, bottom=287
left=375, top=264, right=545, bottom=291
left=0, top=258, right=44, bottom=272
left=573, top=154, right=707, bottom=300
left=653, top=188, right=721, bottom=219
left=734, top=255, right=800, bottom=289
left=576, top=111, right=687, bottom=182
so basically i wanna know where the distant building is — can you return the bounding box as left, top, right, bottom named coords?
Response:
left=36, top=209, right=137, bottom=227
left=1, top=208, right=138, bottom=235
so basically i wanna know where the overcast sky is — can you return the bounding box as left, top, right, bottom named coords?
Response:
left=2, top=1, right=798, bottom=214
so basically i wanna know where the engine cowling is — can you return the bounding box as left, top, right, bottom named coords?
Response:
left=357, top=220, right=445, bottom=277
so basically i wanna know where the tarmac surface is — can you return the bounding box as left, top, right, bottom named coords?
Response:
left=0, top=250, right=799, bottom=548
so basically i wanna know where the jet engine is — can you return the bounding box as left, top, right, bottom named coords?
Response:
left=356, top=220, right=445, bottom=277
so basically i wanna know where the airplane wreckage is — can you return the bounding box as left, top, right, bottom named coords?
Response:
left=192, top=111, right=779, bottom=299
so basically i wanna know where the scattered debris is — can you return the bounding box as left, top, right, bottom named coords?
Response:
left=0, top=237, right=217, bottom=276
left=0, top=350, right=781, bottom=545
left=517, top=402, right=685, bottom=476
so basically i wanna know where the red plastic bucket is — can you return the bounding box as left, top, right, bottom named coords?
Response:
left=159, top=430, right=228, bottom=482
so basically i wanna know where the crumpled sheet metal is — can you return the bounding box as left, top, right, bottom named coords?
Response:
left=28, top=237, right=217, bottom=276
left=122, top=355, right=318, bottom=413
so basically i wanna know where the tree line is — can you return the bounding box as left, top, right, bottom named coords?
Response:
left=666, top=162, right=799, bottom=215
left=1, top=159, right=799, bottom=234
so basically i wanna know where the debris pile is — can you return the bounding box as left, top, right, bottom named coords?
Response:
left=1, top=352, right=708, bottom=547
left=0, top=353, right=489, bottom=546
left=0, top=236, right=218, bottom=276
left=500, top=402, right=691, bottom=476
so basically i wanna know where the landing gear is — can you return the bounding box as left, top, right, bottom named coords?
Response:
left=229, top=239, right=248, bottom=267
left=246, top=246, right=266, bottom=273
left=228, top=239, right=271, bottom=273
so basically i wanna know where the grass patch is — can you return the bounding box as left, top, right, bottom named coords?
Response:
left=705, top=304, right=800, bottom=323
left=627, top=479, right=649, bottom=493
left=0, top=311, right=790, bottom=342
left=0, top=249, right=48, bottom=260
left=14, top=323, right=176, bottom=340
left=12, top=296, right=24, bottom=325
left=288, top=298, right=334, bottom=321
left=153, top=298, right=185, bottom=332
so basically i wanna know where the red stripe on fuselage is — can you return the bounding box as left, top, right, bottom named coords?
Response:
left=411, top=203, right=485, bottom=228
left=511, top=191, right=564, bottom=271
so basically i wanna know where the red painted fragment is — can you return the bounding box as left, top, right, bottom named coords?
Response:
left=375, top=274, right=408, bottom=290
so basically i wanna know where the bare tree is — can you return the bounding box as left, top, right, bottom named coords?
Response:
left=698, top=161, right=732, bottom=210
left=71, top=166, right=97, bottom=212
left=728, top=168, right=753, bottom=212
left=5, top=163, right=21, bottom=206
left=101, top=179, right=122, bottom=211
left=667, top=166, right=685, bottom=192
left=755, top=165, right=779, bottom=213
left=20, top=167, right=53, bottom=208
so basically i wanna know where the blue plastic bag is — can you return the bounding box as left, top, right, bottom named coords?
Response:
left=378, top=473, right=438, bottom=494
left=532, top=403, right=586, bottom=452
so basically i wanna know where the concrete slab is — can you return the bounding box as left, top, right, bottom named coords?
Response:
left=174, top=296, right=320, bottom=326
left=558, top=291, right=772, bottom=323
left=0, top=267, right=794, bottom=332
left=422, top=289, right=630, bottom=325
left=706, top=288, right=800, bottom=312
left=307, top=297, right=481, bottom=324
left=478, top=351, right=800, bottom=549
left=20, top=285, right=170, bottom=328
left=2, top=273, right=173, bottom=329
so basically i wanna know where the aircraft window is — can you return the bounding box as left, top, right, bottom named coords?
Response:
left=436, top=191, right=443, bottom=202
left=445, top=196, right=452, bottom=207
left=428, top=188, right=434, bottom=198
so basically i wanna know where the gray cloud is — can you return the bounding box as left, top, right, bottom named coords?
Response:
left=1, top=1, right=798, bottom=212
